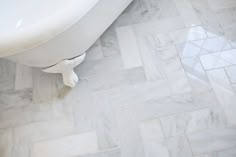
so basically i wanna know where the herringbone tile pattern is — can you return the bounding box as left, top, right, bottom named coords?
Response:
left=1, top=0, right=236, bottom=157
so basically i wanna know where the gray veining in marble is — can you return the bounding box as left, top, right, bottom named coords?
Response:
left=188, top=127, right=236, bottom=155
left=206, top=69, right=236, bottom=126
left=14, top=64, right=32, bottom=90
left=1, top=0, right=236, bottom=157
left=225, top=65, right=236, bottom=84
left=0, top=59, right=16, bottom=92
left=200, top=49, right=236, bottom=70
left=116, top=25, right=143, bottom=69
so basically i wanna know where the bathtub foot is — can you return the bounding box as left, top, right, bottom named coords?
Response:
left=42, top=53, right=86, bottom=88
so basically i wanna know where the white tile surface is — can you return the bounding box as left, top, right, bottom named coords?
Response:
left=207, top=69, right=236, bottom=125
left=181, top=57, right=212, bottom=92
left=225, top=65, right=236, bottom=83
left=0, top=129, right=12, bottom=157
left=76, top=55, right=123, bottom=78
left=139, top=0, right=159, bottom=10
left=200, top=49, right=236, bottom=70
left=86, top=40, right=104, bottom=61
left=1, top=0, right=236, bottom=156
left=188, top=127, right=236, bottom=155
left=212, top=147, right=236, bottom=157
left=208, top=0, right=236, bottom=10
left=32, top=131, right=98, bottom=157
left=0, top=90, right=32, bottom=110
left=81, top=148, right=121, bottom=157
left=170, top=26, right=207, bottom=42
left=100, top=25, right=120, bottom=57
left=140, top=120, right=193, bottom=157
left=15, top=64, right=32, bottom=90
left=173, top=0, right=201, bottom=27
left=161, top=108, right=226, bottom=137
left=176, top=41, right=203, bottom=58
left=0, top=59, right=16, bottom=91
left=202, top=37, right=232, bottom=52
left=13, top=118, right=74, bottom=145
left=116, top=25, right=143, bottom=69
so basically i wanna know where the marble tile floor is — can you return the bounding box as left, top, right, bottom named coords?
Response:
left=1, top=0, right=236, bottom=157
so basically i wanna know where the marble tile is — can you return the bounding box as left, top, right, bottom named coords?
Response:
left=212, top=147, right=236, bottom=157
left=188, top=127, right=236, bottom=155
left=115, top=0, right=179, bottom=27
left=0, top=105, right=36, bottom=129
left=133, top=16, right=185, bottom=36
left=93, top=92, right=120, bottom=150
left=201, top=37, right=232, bottom=53
left=215, top=8, right=236, bottom=29
left=208, top=0, right=236, bottom=10
left=135, top=35, right=167, bottom=80
left=85, top=39, right=104, bottom=61
left=32, top=69, right=64, bottom=103
left=113, top=104, right=145, bottom=157
left=225, top=65, right=236, bottom=83
left=0, top=59, right=16, bottom=92
left=160, top=107, right=227, bottom=137
left=195, top=155, right=213, bottom=157
left=81, top=148, right=121, bottom=157
left=32, top=131, right=98, bottom=157
left=200, top=49, right=236, bottom=70
left=154, top=26, right=207, bottom=48
left=106, top=90, right=218, bottom=126
left=114, top=0, right=145, bottom=26
left=206, top=69, right=236, bottom=126
left=96, top=80, right=182, bottom=109
left=0, top=100, right=63, bottom=129
left=1, top=0, right=236, bottom=156
left=64, top=81, right=118, bottom=151
left=139, top=120, right=193, bottom=157
left=0, top=129, right=12, bottom=157
left=95, top=113, right=119, bottom=150
left=139, top=119, right=168, bottom=157
left=116, top=25, right=143, bottom=69
left=191, top=0, right=224, bottom=37
left=176, top=40, right=203, bottom=58
left=173, top=0, right=201, bottom=27
left=137, top=35, right=192, bottom=92
left=231, top=40, right=236, bottom=49
left=87, top=67, right=146, bottom=92
left=13, top=118, right=74, bottom=145
left=66, top=80, right=98, bottom=133
left=166, top=135, right=193, bottom=157
left=100, top=25, right=120, bottom=57
left=140, top=0, right=159, bottom=10
left=155, top=0, right=179, bottom=18
left=0, top=89, right=32, bottom=110
left=177, top=37, right=232, bottom=58
left=14, top=64, right=32, bottom=90
left=181, top=57, right=212, bottom=92
left=139, top=119, right=165, bottom=141
left=12, top=144, right=30, bottom=157
left=232, top=84, right=236, bottom=93
left=136, top=34, right=191, bottom=92
left=75, top=55, right=123, bottom=78
left=170, top=26, right=207, bottom=42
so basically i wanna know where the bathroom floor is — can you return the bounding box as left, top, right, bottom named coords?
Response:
left=1, top=0, right=236, bottom=157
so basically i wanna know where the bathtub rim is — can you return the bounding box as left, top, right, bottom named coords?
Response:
left=0, top=0, right=99, bottom=58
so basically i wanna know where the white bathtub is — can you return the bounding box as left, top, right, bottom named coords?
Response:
left=0, top=0, right=133, bottom=87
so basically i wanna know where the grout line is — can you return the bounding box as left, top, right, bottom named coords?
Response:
left=186, top=134, right=195, bottom=157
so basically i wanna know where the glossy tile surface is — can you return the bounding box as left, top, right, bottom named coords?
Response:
left=1, top=0, right=236, bottom=156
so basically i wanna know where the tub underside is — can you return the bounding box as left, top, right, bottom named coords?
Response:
left=7, top=0, right=133, bottom=68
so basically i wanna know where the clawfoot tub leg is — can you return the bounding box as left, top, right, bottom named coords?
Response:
left=42, top=53, right=86, bottom=88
